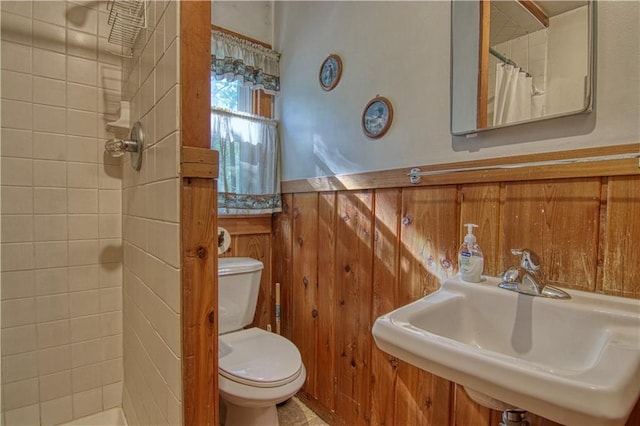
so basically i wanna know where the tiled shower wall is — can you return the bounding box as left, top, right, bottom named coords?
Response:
left=1, top=1, right=123, bottom=425
left=120, top=1, right=182, bottom=425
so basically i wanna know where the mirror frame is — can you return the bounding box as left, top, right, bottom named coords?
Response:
left=450, top=0, right=596, bottom=136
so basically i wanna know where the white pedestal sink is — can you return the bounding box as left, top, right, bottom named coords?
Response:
left=372, top=276, right=640, bottom=426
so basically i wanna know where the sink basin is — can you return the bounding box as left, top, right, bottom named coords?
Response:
left=372, top=276, right=640, bottom=426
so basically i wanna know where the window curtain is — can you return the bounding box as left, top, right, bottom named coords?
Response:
left=212, top=109, right=281, bottom=215
left=211, top=30, right=281, bottom=94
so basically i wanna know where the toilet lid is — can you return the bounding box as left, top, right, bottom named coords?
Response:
left=219, top=328, right=302, bottom=388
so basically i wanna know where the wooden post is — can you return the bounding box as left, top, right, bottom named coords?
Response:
left=180, top=1, right=216, bottom=425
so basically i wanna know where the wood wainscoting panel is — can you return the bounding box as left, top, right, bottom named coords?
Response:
left=501, top=178, right=601, bottom=291
left=292, top=193, right=320, bottom=397
left=317, top=192, right=338, bottom=412
left=370, top=189, right=402, bottom=425
left=273, top=194, right=294, bottom=339
left=602, top=174, right=640, bottom=297
left=459, top=183, right=502, bottom=276
left=335, top=191, right=374, bottom=426
left=395, top=186, right=458, bottom=426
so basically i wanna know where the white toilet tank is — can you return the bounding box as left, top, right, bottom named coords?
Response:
left=218, top=257, right=264, bottom=335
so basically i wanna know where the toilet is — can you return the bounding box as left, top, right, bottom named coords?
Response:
left=218, top=257, right=306, bottom=426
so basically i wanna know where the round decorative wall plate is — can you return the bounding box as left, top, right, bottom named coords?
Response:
left=362, top=96, right=393, bottom=139
left=319, top=54, right=343, bottom=91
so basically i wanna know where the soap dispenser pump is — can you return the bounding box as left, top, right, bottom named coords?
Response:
left=458, top=223, right=484, bottom=282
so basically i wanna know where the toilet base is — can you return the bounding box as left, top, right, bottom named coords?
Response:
left=223, top=400, right=279, bottom=426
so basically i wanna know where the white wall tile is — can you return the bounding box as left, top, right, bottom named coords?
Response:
left=1, top=11, right=32, bottom=45
left=99, top=189, right=121, bottom=213
left=33, top=1, right=67, bottom=26
left=68, top=239, right=99, bottom=266
left=36, top=293, right=69, bottom=322
left=99, top=214, right=121, bottom=238
left=72, top=387, right=102, bottom=418
left=71, top=339, right=102, bottom=368
left=99, top=262, right=122, bottom=288
left=68, top=188, right=98, bottom=213
left=67, top=83, right=98, bottom=112
left=70, top=315, right=101, bottom=342
left=68, top=265, right=99, bottom=292
left=1, top=1, right=32, bottom=18
left=67, top=109, right=97, bottom=137
left=67, top=56, right=97, bottom=86
left=32, top=20, right=66, bottom=53
left=34, top=215, right=68, bottom=241
left=3, top=378, right=39, bottom=410
left=1, top=325, right=37, bottom=356
left=1, top=70, right=32, bottom=102
left=35, top=241, right=68, bottom=268
left=33, top=48, right=66, bottom=80
left=1, top=242, right=35, bottom=271
left=33, top=159, right=67, bottom=187
left=101, top=357, right=123, bottom=385
left=99, top=238, right=122, bottom=263
left=102, top=381, right=123, bottom=409
left=67, top=136, right=98, bottom=163
left=35, top=267, right=68, bottom=296
left=34, top=187, right=67, bottom=214
left=99, top=164, right=122, bottom=189
left=33, top=76, right=66, bottom=107
left=67, top=29, right=97, bottom=60
left=38, top=345, right=72, bottom=376
left=100, top=311, right=122, bottom=337
left=2, top=187, right=34, bottom=214
left=72, top=363, right=102, bottom=393
left=101, top=335, right=122, bottom=360
left=1, top=298, right=37, bottom=328
left=1, top=215, right=34, bottom=243
left=4, top=403, right=40, bottom=426
left=1, top=157, right=33, bottom=186
left=1, top=351, right=38, bottom=384
left=1, top=99, right=32, bottom=130
left=40, top=395, right=73, bottom=426
left=67, top=162, right=98, bottom=188
left=99, top=287, right=122, bottom=312
left=33, top=104, right=66, bottom=134
left=66, top=3, right=98, bottom=35
left=1, top=41, right=32, bottom=73
left=1, top=128, right=33, bottom=158
left=68, top=214, right=99, bottom=240
left=1, top=270, right=36, bottom=300
left=39, top=370, right=72, bottom=402
left=69, top=290, right=100, bottom=317
left=33, top=132, right=67, bottom=160
left=37, top=320, right=70, bottom=349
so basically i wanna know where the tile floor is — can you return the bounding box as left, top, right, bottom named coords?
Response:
left=277, top=397, right=328, bottom=426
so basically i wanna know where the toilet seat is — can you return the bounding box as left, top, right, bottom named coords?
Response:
left=219, top=328, right=302, bottom=389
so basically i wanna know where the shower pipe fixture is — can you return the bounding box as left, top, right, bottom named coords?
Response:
left=105, top=121, right=144, bottom=171
left=408, top=152, right=640, bottom=184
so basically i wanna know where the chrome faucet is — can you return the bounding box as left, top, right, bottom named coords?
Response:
left=499, top=249, right=570, bottom=299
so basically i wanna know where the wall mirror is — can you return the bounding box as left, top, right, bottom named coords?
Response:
left=451, top=0, right=595, bottom=135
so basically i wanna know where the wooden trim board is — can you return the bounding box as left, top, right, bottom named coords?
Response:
left=180, top=1, right=216, bottom=426
left=282, top=144, right=640, bottom=193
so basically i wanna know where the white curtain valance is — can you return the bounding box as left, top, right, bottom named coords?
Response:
left=211, top=30, right=281, bottom=94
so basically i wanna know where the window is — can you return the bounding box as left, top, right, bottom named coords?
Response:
left=210, top=28, right=281, bottom=215
left=210, top=77, right=253, bottom=114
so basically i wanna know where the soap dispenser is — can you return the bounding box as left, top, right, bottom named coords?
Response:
left=458, top=223, right=484, bottom=282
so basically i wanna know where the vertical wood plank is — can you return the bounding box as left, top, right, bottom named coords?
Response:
left=602, top=175, right=640, bottom=298
left=501, top=179, right=601, bottom=291
left=453, top=384, right=491, bottom=426
left=459, top=183, right=501, bottom=276
left=235, top=234, right=272, bottom=329
left=396, top=186, right=458, bottom=425
left=181, top=178, right=216, bottom=426
left=273, top=194, right=294, bottom=339
left=335, top=191, right=374, bottom=426
left=292, top=193, right=320, bottom=397
left=180, top=1, right=213, bottom=424
left=370, top=189, right=401, bottom=426
left=317, top=192, right=337, bottom=411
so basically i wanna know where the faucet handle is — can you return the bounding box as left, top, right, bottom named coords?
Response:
left=510, top=248, right=541, bottom=274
